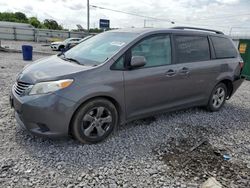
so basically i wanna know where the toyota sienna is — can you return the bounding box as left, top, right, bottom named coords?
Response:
left=10, top=27, right=244, bottom=143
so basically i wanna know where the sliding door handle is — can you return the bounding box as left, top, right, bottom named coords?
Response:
left=165, top=69, right=176, bottom=77
left=179, top=67, right=190, bottom=75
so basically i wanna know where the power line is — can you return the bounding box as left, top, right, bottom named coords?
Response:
left=90, top=4, right=247, bottom=30
left=90, top=5, right=175, bottom=24
left=141, top=3, right=250, bottom=21
left=90, top=1, right=250, bottom=28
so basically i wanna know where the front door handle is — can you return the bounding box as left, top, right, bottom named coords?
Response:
left=165, top=69, right=176, bottom=77
left=179, top=67, right=190, bottom=75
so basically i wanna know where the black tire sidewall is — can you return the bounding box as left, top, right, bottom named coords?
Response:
left=72, top=99, right=118, bottom=144
left=207, top=83, right=227, bottom=112
left=58, top=45, right=64, bottom=51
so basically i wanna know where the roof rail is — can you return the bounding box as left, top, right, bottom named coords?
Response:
left=171, top=26, right=224, bottom=35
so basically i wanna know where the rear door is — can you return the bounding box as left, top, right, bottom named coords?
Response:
left=172, top=34, right=218, bottom=103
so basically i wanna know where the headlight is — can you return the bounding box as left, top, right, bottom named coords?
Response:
left=29, top=79, right=73, bottom=95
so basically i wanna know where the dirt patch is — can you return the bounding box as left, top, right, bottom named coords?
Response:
left=154, top=125, right=250, bottom=187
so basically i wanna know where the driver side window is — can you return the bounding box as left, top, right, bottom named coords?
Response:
left=131, top=35, right=171, bottom=68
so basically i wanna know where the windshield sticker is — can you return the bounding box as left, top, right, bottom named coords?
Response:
left=110, top=41, right=125, bottom=47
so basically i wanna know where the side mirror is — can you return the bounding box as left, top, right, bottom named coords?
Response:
left=130, top=56, right=146, bottom=68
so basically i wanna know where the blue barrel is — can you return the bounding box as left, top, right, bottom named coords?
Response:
left=22, top=45, right=33, bottom=60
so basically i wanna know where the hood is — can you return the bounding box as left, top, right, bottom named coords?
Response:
left=51, top=41, right=63, bottom=45
left=17, top=55, right=93, bottom=84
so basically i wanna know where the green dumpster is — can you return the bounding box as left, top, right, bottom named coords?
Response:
left=238, top=39, right=250, bottom=80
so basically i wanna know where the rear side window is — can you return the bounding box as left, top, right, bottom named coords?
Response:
left=211, top=36, right=238, bottom=59
left=174, top=35, right=210, bottom=64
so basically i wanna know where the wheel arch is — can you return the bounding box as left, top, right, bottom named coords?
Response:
left=68, top=95, right=122, bottom=135
left=58, top=45, right=65, bottom=50
left=218, top=79, right=233, bottom=99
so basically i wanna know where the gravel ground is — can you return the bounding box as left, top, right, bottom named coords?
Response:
left=0, top=51, right=250, bottom=188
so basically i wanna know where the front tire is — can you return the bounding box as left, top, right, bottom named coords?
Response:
left=207, top=83, right=227, bottom=112
left=58, top=45, right=64, bottom=51
left=71, top=98, right=118, bottom=144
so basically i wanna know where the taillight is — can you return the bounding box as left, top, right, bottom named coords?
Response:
left=239, top=60, right=244, bottom=69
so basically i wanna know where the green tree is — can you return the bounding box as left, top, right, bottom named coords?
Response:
left=0, top=11, right=65, bottom=30
left=0, top=12, right=17, bottom=22
left=0, top=12, right=28, bottom=23
left=43, top=19, right=63, bottom=30
left=28, top=17, right=41, bottom=28
left=89, top=28, right=103, bottom=33
left=14, top=12, right=28, bottom=22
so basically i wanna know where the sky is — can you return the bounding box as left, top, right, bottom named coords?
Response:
left=0, top=0, right=250, bottom=34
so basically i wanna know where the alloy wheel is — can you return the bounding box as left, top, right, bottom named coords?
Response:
left=212, top=87, right=225, bottom=109
left=81, top=106, right=112, bottom=138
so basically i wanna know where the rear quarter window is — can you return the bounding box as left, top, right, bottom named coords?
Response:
left=210, top=36, right=238, bottom=59
left=111, top=56, right=124, bottom=70
left=174, top=35, right=210, bottom=64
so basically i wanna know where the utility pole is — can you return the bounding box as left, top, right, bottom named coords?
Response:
left=87, top=0, right=90, bottom=34
left=144, top=20, right=146, bottom=28
left=229, top=27, right=234, bottom=36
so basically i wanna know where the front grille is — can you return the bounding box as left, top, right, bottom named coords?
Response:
left=13, top=82, right=31, bottom=96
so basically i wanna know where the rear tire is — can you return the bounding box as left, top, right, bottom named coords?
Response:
left=207, top=83, right=227, bottom=112
left=71, top=98, right=118, bottom=144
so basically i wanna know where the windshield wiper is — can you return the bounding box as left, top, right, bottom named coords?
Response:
left=64, top=57, right=81, bottom=64
left=60, top=55, right=82, bottom=65
left=58, top=52, right=81, bottom=64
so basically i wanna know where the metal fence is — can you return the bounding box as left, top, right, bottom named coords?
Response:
left=0, top=25, right=87, bottom=42
left=231, top=35, right=250, bottom=40
left=1, top=25, right=250, bottom=43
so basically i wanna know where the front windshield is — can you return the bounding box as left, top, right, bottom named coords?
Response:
left=64, top=32, right=137, bottom=65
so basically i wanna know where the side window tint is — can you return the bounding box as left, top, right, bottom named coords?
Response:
left=211, top=36, right=238, bottom=59
left=131, top=35, right=171, bottom=67
left=174, top=35, right=210, bottom=64
left=112, top=56, right=124, bottom=70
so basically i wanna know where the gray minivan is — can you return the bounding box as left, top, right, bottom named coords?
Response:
left=10, top=27, right=244, bottom=143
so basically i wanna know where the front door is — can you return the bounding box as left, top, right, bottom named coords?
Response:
left=124, top=34, right=181, bottom=119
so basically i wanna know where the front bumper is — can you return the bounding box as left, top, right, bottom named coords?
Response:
left=10, top=86, right=76, bottom=138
